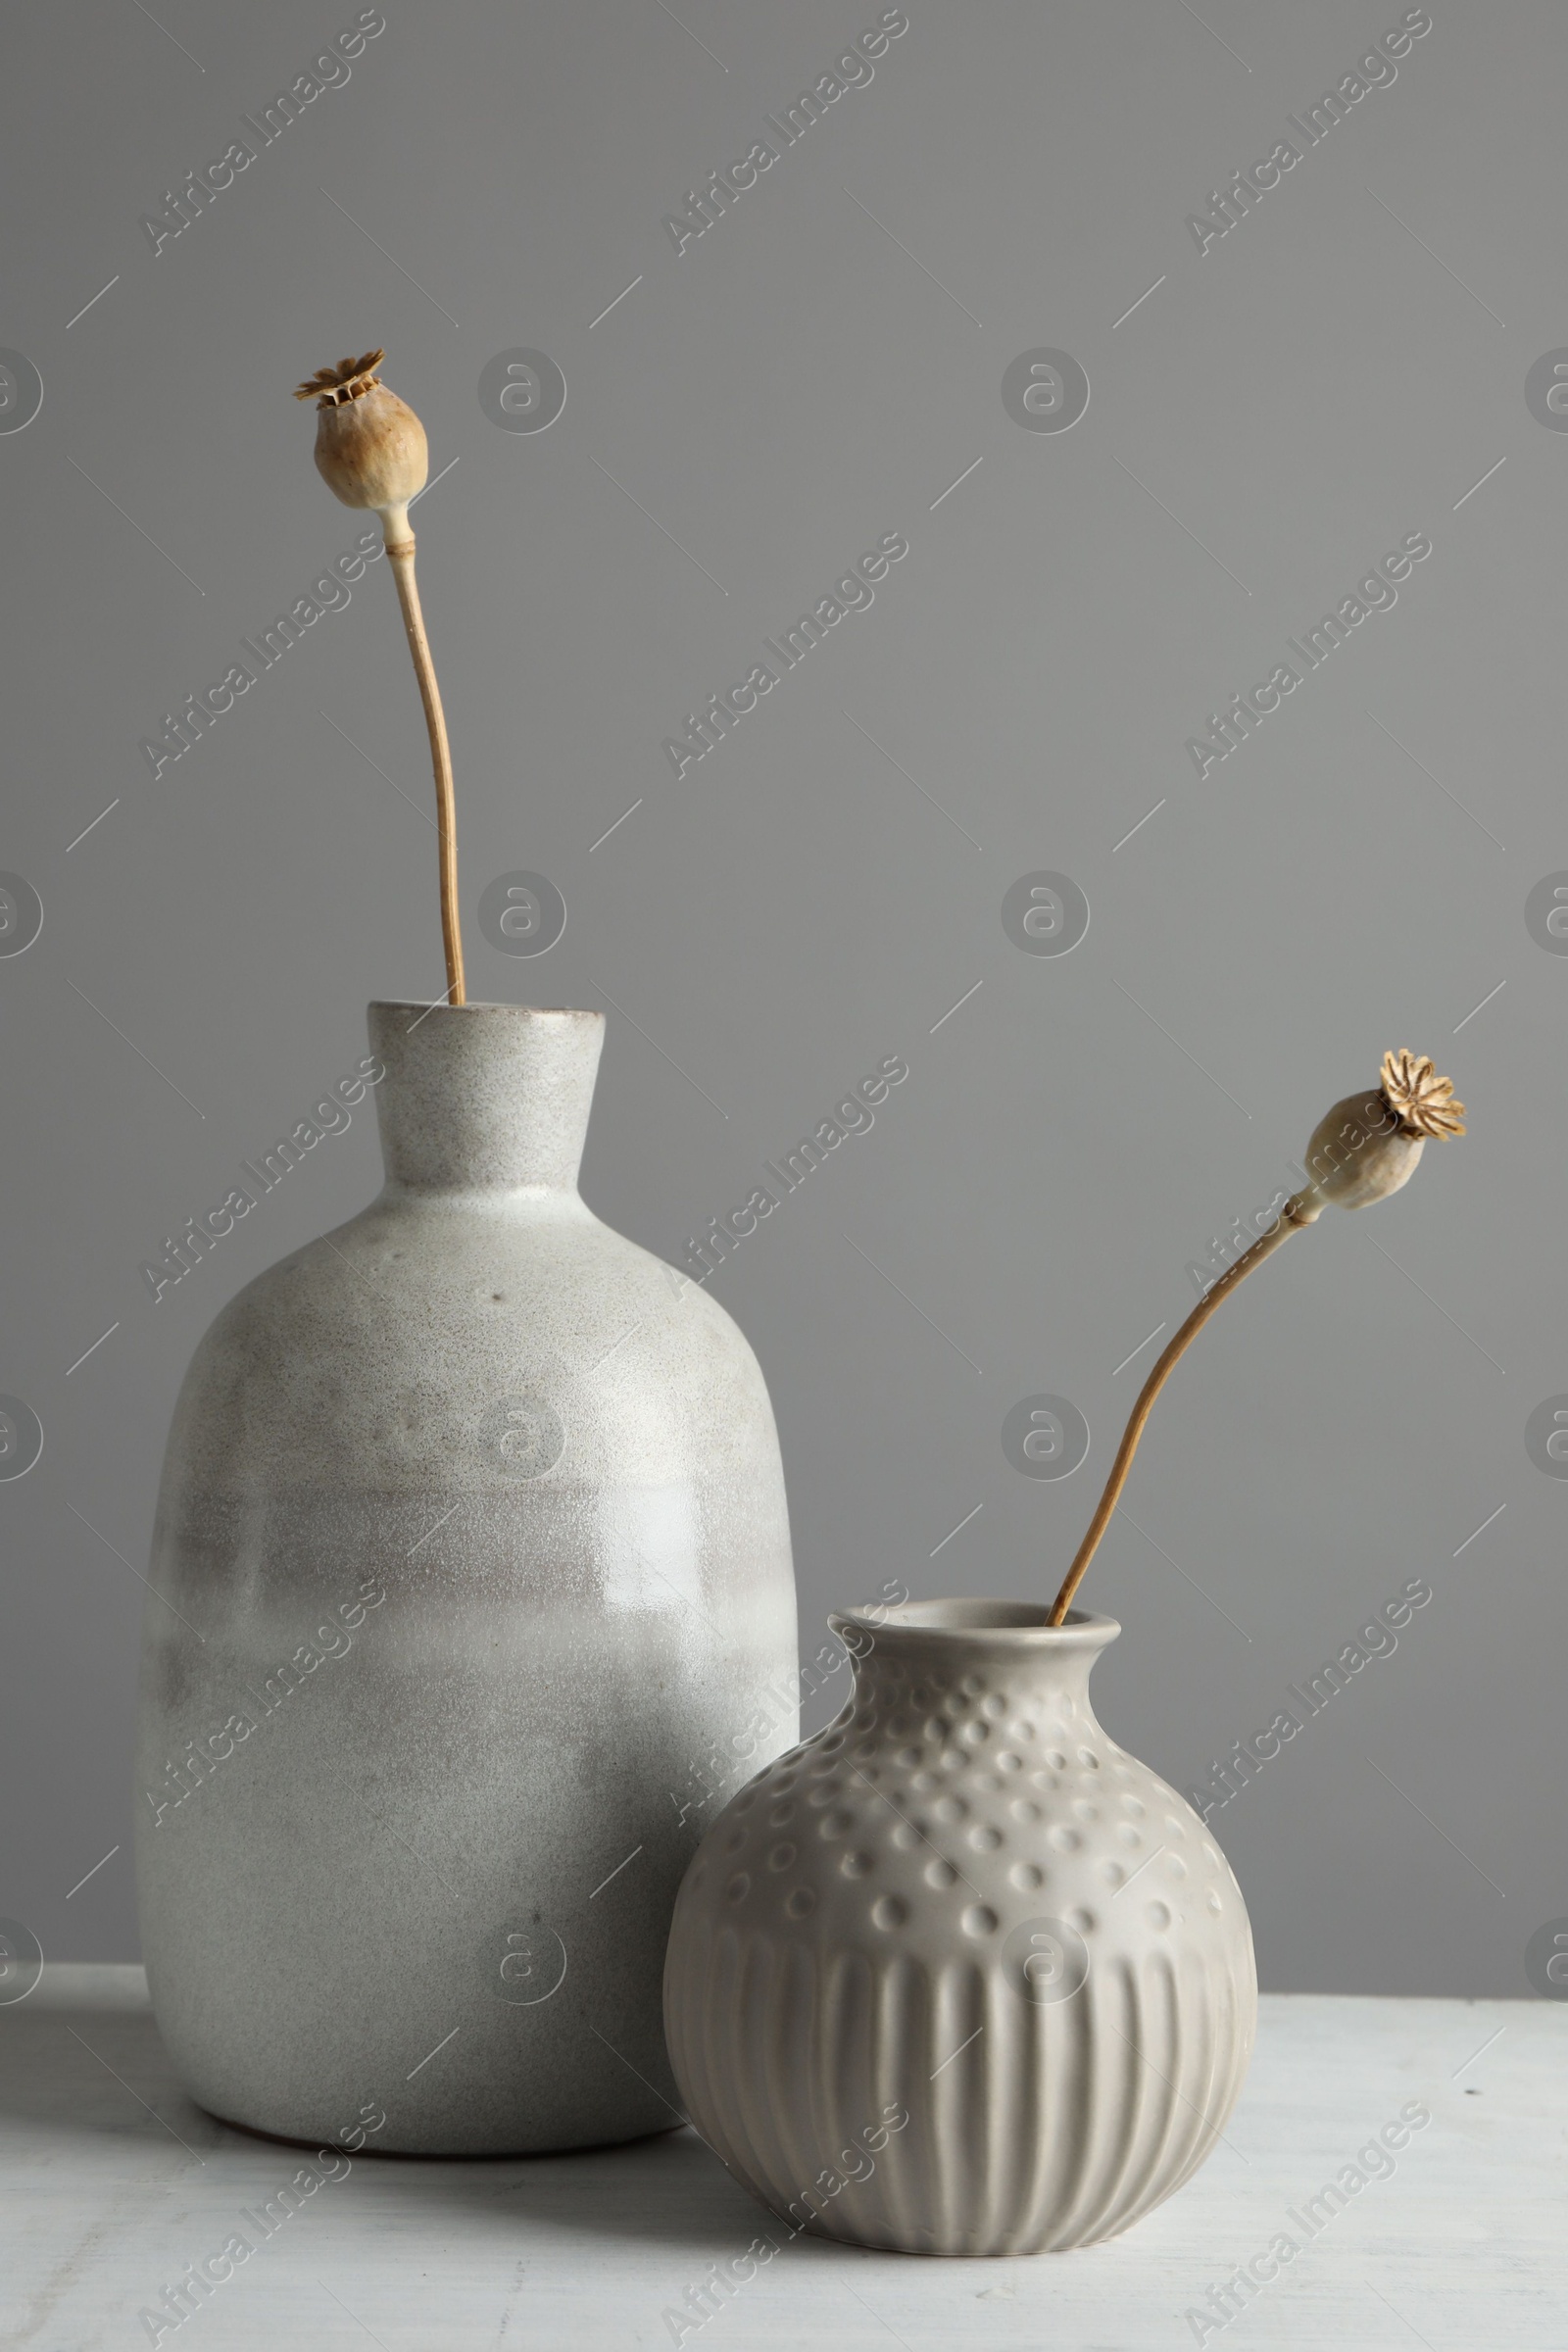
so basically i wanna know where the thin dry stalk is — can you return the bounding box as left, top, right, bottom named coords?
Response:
left=1048, top=1208, right=1305, bottom=1625
left=383, top=524, right=464, bottom=1004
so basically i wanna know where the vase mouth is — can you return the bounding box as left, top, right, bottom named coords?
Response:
left=828, top=1598, right=1120, bottom=1653
left=369, top=1001, right=603, bottom=1025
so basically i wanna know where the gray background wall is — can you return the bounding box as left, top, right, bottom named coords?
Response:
left=1, top=0, right=1560, bottom=1996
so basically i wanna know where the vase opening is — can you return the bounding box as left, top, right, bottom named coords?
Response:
left=829, top=1597, right=1120, bottom=1652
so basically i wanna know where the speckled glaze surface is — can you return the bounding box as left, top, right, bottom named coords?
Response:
left=135, top=1003, right=797, bottom=2155
left=663, top=1600, right=1255, bottom=2255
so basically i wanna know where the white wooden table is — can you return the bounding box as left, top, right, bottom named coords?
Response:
left=2, top=1968, right=1561, bottom=2349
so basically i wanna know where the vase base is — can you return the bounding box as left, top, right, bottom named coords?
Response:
left=789, top=2211, right=1141, bottom=2258
left=200, top=2103, right=687, bottom=2163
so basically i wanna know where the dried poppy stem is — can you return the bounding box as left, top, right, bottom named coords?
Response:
left=295, top=348, right=465, bottom=1004
left=1048, top=1051, right=1466, bottom=1627
left=1048, top=1209, right=1305, bottom=1626
left=381, top=519, right=465, bottom=1005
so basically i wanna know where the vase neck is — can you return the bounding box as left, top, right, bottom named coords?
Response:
left=368, top=1003, right=605, bottom=1197
left=828, top=1602, right=1119, bottom=1728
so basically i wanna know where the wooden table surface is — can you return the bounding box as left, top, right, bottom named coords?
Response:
left=2, top=1968, right=1562, bottom=2349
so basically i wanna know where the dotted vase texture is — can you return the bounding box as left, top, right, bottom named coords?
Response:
left=663, top=1600, right=1255, bottom=2255
left=135, top=1004, right=797, bottom=2155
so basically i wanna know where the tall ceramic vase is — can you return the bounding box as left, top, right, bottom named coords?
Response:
left=134, top=1003, right=797, bottom=2155
left=664, top=1598, right=1255, bottom=2255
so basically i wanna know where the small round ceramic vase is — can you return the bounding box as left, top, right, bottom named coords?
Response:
left=663, top=1598, right=1255, bottom=2255
left=135, top=1003, right=797, bottom=2155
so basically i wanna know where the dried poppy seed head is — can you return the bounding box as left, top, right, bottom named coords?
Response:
left=1288, top=1049, right=1464, bottom=1224
left=294, top=347, right=427, bottom=526
left=1380, top=1048, right=1466, bottom=1140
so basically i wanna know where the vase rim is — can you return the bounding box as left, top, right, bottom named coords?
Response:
left=829, top=1598, right=1120, bottom=1650
left=368, top=1000, right=603, bottom=1022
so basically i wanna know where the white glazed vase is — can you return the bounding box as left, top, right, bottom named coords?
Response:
left=135, top=1003, right=797, bottom=2155
left=663, top=1599, right=1255, bottom=2255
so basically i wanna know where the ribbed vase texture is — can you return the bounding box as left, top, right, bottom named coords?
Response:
left=135, top=1003, right=797, bottom=2155
left=664, top=1600, right=1254, bottom=2255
